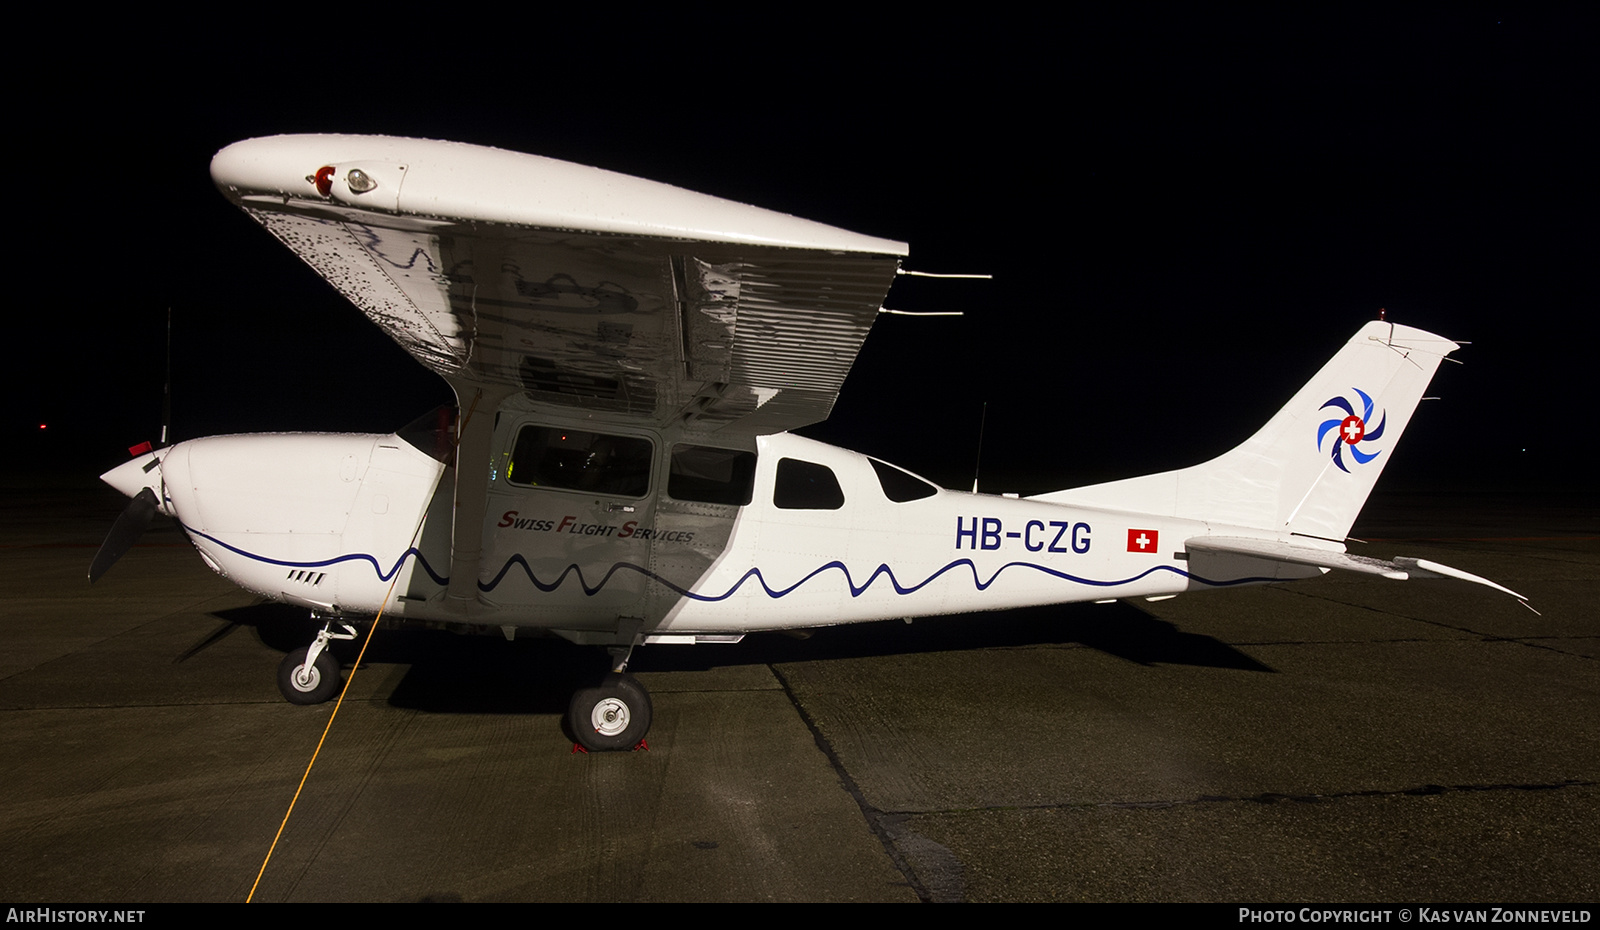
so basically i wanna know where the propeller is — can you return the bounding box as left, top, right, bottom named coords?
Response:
left=91, top=310, right=175, bottom=583
left=88, top=486, right=161, bottom=582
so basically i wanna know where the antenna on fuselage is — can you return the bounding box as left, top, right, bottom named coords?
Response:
left=160, top=307, right=172, bottom=446
left=971, top=401, right=988, bottom=493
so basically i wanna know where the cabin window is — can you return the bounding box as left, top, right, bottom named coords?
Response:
left=506, top=426, right=653, bottom=497
left=773, top=458, right=845, bottom=510
left=869, top=458, right=939, bottom=502
left=669, top=445, right=756, bottom=505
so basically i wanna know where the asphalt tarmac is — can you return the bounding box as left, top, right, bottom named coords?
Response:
left=1, top=484, right=1594, bottom=903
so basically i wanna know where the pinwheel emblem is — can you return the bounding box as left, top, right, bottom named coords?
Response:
left=1316, top=388, right=1386, bottom=473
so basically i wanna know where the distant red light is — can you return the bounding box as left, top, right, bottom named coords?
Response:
left=38, top=423, right=46, bottom=430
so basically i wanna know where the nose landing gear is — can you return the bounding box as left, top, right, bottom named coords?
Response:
left=277, top=619, right=358, bottom=704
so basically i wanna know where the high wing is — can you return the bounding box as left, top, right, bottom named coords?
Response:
left=210, top=135, right=908, bottom=436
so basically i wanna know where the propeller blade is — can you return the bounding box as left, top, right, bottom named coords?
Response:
left=88, top=487, right=161, bottom=583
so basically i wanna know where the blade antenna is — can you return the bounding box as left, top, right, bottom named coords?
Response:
left=971, top=401, right=988, bottom=493
left=160, top=307, right=173, bottom=446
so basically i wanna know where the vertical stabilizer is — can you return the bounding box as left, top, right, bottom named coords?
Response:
left=1031, top=322, right=1460, bottom=540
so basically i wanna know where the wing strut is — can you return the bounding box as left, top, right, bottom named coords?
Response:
left=445, top=380, right=514, bottom=609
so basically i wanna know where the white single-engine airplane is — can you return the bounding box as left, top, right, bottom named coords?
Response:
left=93, top=135, right=1527, bottom=750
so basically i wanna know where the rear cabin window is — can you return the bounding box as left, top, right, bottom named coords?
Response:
left=869, top=458, right=939, bottom=502
left=506, top=426, right=653, bottom=497
left=669, top=445, right=757, bottom=505
left=773, top=458, right=845, bottom=510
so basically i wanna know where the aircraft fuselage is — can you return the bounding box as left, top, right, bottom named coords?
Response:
left=103, top=416, right=1317, bottom=643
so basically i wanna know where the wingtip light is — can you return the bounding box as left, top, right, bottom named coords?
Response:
left=308, top=165, right=335, bottom=197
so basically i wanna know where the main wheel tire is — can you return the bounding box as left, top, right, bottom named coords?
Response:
left=277, top=647, right=341, bottom=705
left=568, top=673, right=652, bottom=751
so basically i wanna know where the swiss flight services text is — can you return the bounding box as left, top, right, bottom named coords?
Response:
left=497, top=512, right=695, bottom=543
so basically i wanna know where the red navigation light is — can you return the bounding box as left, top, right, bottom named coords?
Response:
left=129, top=441, right=153, bottom=457
left=312, top=166, right=335, bottom=197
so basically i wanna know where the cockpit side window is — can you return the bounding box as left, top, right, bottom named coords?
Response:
left=773, top=458, right=845, bottom=510
left=869, top=458, right=939, bottom=502
left=506, top=426, right=653, bottom=497
left=669, top=445, right=757, bottom=505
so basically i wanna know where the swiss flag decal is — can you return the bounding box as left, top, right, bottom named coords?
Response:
left=1126, top=529, right=1159, bottom=553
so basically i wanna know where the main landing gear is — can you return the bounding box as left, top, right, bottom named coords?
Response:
left=277, top=619, right=357, bottom=704
left=567, top=643, right=652, bottom=752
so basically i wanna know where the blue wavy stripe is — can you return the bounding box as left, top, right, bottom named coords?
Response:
left=183, top=526, right=1278, bottom=601
left=184, top=525, right=449, bottom=585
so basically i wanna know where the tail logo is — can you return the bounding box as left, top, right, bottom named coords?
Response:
left=1317, top=388, right=1387, bottom=473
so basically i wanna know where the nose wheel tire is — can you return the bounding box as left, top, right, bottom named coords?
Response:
left=568, top=673, right=652, bottom=751
left=277, top=646, right=341, bottom=704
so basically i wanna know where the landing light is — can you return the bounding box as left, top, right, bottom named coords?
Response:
left=346, top=168, right=376, bottom=194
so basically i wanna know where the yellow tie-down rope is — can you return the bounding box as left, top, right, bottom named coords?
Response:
left=249, top=396, right=481, bottom=903
left=245, top=530, right=411, bottom=903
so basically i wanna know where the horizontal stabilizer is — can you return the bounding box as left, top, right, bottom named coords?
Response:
left=1185, top=536, right=1530, bottom=604
left=1393, top=556, right=1528, bottom=602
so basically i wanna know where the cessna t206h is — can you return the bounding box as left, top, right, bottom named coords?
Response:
left=92, top=135, right=1527, bottom=750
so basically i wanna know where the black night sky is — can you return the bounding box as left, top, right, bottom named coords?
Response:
left=15, top=10, right=1593, bottom=500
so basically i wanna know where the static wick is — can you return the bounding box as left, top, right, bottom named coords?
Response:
left=897, top=269, right=993, bottom=279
